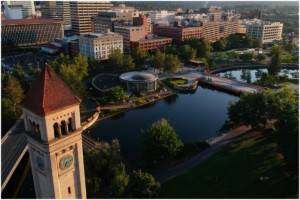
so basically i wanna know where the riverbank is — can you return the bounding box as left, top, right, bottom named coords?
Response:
left=153, top=125, right=251, bottom=183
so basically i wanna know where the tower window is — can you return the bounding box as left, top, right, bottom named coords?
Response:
left=68, top=187, right=71, bottom=194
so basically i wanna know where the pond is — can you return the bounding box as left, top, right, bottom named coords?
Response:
left=216, top=69, right=299, bottom=83
left=89, top=85, right=239, bottom=165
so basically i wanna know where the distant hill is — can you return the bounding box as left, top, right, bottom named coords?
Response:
left=120, top=1, right=298, bottom=10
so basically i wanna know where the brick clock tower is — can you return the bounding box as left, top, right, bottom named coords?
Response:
left=21, top=65, right=86, bottom=198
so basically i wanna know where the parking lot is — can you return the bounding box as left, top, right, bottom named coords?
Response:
left=1, top=50, right=58, bottom=74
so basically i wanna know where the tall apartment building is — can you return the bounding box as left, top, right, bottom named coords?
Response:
left=114, top=25, right=147, bottom=53
left=79, top=32, right=123, bottom=60
left=153, top=26, right=204, bottom=44
left=2, top=19, right=64, bottom=46
left=70, top=1, right=112, bottom=35
left=40, top=1, right=71, bottom=26
left=4, top=0, right=35, bottom=19
left=246, top=20, right=283, bottom=43
left=133, top=14, right=149, bottom=35
left=202, top=20, right=239, bottom=42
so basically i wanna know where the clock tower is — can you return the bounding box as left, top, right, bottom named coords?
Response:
left=21, top=64, right=86, bottom=198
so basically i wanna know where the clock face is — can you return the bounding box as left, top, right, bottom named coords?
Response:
left=59, top=155, right=74, bottom=170
left=36, top=156, right=45, bottom=171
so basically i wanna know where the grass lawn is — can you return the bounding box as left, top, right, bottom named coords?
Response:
left=160, top=132, right=298, bottom=198
left=170, top=79, right=188, bottom=85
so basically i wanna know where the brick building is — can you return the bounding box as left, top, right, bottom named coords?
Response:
left=1, top=19, right=64, bottom=46
left=153, top=26, right=203, bottom=44
left=202, top=20, right=239, bottom=42
left=131, top=35, right=172, bottom=53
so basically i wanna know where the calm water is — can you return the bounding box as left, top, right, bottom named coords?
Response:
left=217, top=69, right=299, bottom=83
left=90, top=85, right=238, bottom=164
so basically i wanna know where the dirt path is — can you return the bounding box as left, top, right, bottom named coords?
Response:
left=153, top=125, right=251, bottom=183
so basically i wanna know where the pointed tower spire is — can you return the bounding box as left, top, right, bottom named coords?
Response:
left=21, top=64, right=81, bottom=116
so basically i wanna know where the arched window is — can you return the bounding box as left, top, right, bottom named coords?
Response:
left=36, top=124, right=41, bottom=139
left=68, top=117, right=73, bottom=132
left=32, top=122, right=37, bottom=135
left=61, top=120, right=67, bottom=135
left=54, top=123, right=60, bottom=138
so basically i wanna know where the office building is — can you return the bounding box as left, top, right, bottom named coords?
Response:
left=70, top=1, right=112, bottom=35
left=40, top=1, right=71, bottom=27
left=79, top=32, right=123, bottom=60
left=246, top=20, right=283, bottom=43
left=202, top=20, right=239, bottom=42
left=114, top=25, right=147, bottom=53
left=2, top=19, right=64, bottom=46
left=4, top=0, right=35, bottom=19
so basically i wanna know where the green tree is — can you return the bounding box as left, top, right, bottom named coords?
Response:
left=269, top=45, right=282, bottom=76
left=150, top=50, right=165, bottom=71
left=208, top=59, right=217, bottom=69
left=213, top=38, right=228, bottom=51
left=110, top=163, right=129, bottom=198
left=284, top=40, right=296, bottom=54
left=244, top=37, right=253, bottom=48
left=86, top=177, right=101, bottom=197
left=131, top=47, right=148, bottom=65
left=48, top=54, right=88, bottom=98
left=227, top=34, right=242, bottom=49
left=198, top=40, right=213, bottom=59
left=240, top=52, right=254, bottom=61
left=165, top=44, right=177, bottom=55
left=257, top=53, right=266, bottom=61
left=12, top=63, right=30, bottom=92
left=108, top=49, right=124, bottom=68
left=107, top=87, right=125, bottom=102
left=179, top=45, right=196, bottom=63
left=227, top=51, right=240, bottom=60
left=123, top=55, right=135, bottom=71
left=141, top=118, right=183, bottom=162
left=253, top=38, right=262, bottom=48
left=128, top=170, right=160, bottom=198
left=2, top=74, right=24, bottom=106
left=164, top=54, right=180, bottom=73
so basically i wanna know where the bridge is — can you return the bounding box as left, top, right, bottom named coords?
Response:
left=1, top=117, right=100, bottom=192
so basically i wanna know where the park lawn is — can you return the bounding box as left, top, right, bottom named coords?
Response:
left=161, top=132, right=298, bottom=199
left=169, top=79, right=188, bottom=85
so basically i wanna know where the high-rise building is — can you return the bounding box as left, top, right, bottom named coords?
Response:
left=79, top=32, right=123, bottom=60
left=21, top=64, right=86, bottom=198
left=4, top=0, right=35, bottom=19
left=40, top=1, right=71, bottom=26
left=246, top=20, right=283, bottom=43
left=202, top=20, right=239, bottom=42
left=70, top=1, right=112, bottom=35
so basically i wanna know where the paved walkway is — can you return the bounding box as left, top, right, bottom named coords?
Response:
left=153, top=125, right=251, bottom=183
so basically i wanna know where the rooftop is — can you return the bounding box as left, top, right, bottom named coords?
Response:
left=120, top=71, right=158, bottom=82
left=2, top=18, right=63, bottom=26
left=21, top=64, right=81, bottom=116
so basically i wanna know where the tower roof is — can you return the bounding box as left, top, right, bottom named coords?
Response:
left=21, top=64, right=81, bottom=116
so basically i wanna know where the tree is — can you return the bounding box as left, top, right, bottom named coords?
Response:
left=131, top=47, right=148, bottom=65
left=257, top=53, right=266, bottom=61
left=269, top=45, right=282, bottom=76
left=165, top=44, right=177, bottom=55
left=150, top=50, right=165, bottom=71
left=48, top=54, right=88, bottom=98
left=108, top=49, right=124, bottom=68
left=240, top=52, right=254, bottom=61
left=227, top=51, right=240, bottom=60
left=284, top=40, right=296, bottom=54
left=107, top=87, right=125, bottom=102
left=123, top=55, right=135, bottom=71
left=198, top=40, right=213, bottom=59
left=12, top=63, right=30, bottom=92
left=110, top=163, right=129, bottom=198
left=253, top=38, right=262, bottom=48
left=164, top=54, right=180, bottom=73
left=2, top=74, right=24, bottom=133
left=227, top=34, right=242, bottom=49
left=141, top=118, right=183, bottom=162
left=213, top=38, right=228, bottom=51
left=128, top=170, right=160, bottom=198
left=179, top=45, right=196, bottom=63
left=244, top=37, right=253, bottom=48
left=208, top=59, right=217, bottom=69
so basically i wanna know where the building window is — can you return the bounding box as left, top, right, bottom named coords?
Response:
left=68, top=187, right=71, bottom=194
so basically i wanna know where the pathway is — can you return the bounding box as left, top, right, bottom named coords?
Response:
left=153, top=125, right=251, bottom=183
